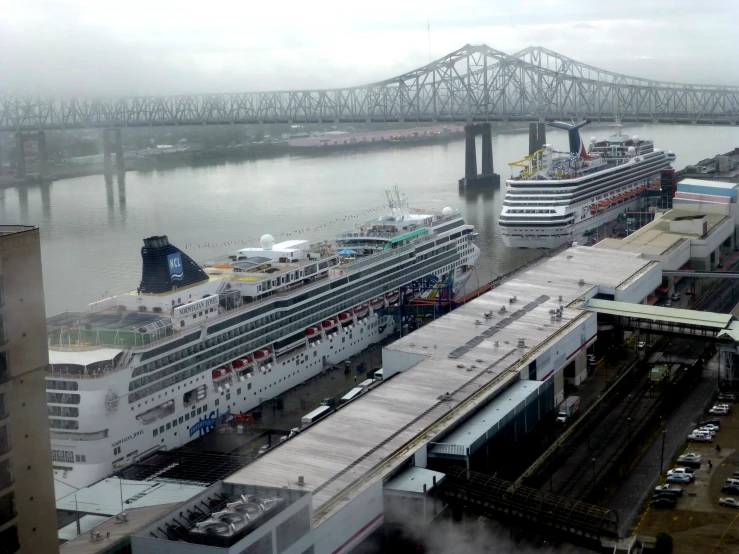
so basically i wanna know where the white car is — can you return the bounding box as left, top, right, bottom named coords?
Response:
left=638, top=341, right=646, bottom=350
left=719, top=497, right=739, bottom=508
left=678, top=453, right=702, bottom=463
left=687, top=433, right=713, bottom=443
left=710, top=406, right=729, bottom=415
left=257, top=445, right=270, bottom=456
left=700, top=424, right=719, bottom=432
left=715, top=404, right=731, bottom=411
left=696, top=427, right=716, bottom=436
left=666, top=473, right=691, bottom=484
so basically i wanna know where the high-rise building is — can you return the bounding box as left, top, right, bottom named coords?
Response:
left=0, top=226, right=58, bottom=554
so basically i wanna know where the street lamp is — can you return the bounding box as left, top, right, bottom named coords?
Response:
left=660, top=430, right=667, bottom=474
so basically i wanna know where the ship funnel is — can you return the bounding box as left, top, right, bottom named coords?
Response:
left=139, top=235, right=209, bottom=294
left=547, top=119, right=592, bottom=159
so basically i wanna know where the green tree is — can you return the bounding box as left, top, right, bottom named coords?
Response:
left=654, top=531, right=673, bottom=554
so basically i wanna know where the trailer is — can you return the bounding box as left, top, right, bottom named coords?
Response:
left=556, top=396, right=580, bottom=424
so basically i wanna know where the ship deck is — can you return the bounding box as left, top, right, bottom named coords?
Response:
left=225, top=246, right=656, bottom=527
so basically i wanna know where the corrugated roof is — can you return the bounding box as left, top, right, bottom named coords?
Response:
left=429, top=380, right=543, bottom=457
left=586, top=298, right=732, bottom=328
left=384, top=467, right=446, bottom=495
left=56, top=478, right=205, bottom=516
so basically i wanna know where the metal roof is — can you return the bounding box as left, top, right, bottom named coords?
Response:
left=56, top=478, right=205, bottom=516
left=429, top=380, right=543, bottom=457
left=384, top=466, right=446, bottom=496
left=586, top=298, right=732, bottom=329
left=226, top=246, right=655, bottom=527
left=49, top=347, right=123, bottom=367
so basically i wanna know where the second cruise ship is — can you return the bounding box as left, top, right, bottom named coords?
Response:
left=499, top=120, right=675, bottom=249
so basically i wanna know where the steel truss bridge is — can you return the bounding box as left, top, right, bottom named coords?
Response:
left=3, top=44, right=739, bottom=131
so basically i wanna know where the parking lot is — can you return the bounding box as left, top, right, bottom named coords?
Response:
left=636, top=398, right=739, bottom=554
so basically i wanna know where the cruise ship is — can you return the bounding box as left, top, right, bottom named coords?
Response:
left=46, top=188, right=480, bottom=494
left=499, top=120, right=675, bottom=249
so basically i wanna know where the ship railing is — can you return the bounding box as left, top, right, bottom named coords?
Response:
left=46, top=365, right=121, bottom=380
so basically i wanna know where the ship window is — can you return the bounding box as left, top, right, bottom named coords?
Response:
left=166, top=423, right=171, bottom=430
left=185, top=413, right=189, bottom=421
left=159, top=426, right=164, bottom=433
left=248, top=383, right=252, bottom=390
left=179, top=416, right=183, bottom=424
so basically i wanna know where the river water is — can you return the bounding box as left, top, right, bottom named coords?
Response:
left=3, top=124, right=739, bottom=316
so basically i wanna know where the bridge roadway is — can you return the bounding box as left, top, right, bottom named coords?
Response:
left=222, top=247, right=659, bottom=551
left=3, top=45, right=739, bottom=131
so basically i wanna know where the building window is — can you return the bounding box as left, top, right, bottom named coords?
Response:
left=0, top=491, right=17, bottom=526
left=49, top=419, right=79, bottom=430
left=51, top=450, right=74, bottom=464
left=0, top=352, right=7, bottom=384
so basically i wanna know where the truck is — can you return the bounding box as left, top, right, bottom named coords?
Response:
left=649, top=364, right=669, bottom=384
left=556, top=396, right=580, bottom=424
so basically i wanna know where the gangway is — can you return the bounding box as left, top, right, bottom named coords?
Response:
left=584, top=298, right=733, bottom=340
left=437, top=467, right=619, bottom=543
left=663, top=270, right=739, bottom=280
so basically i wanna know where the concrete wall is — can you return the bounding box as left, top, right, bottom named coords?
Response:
left=314, top=480, right=384, bottom=554
left=689, top=217, right=734, bottom=260
left=614, top=261, right=662, bottom=304
left=0, top=228, right=58, bottom=554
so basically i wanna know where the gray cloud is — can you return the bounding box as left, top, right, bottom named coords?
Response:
left=1, top=0, right=738, bottom=95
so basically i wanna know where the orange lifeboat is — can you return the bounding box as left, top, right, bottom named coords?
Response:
left=213, top=264, right=232, bottom=269
left=212, top=367, right=230, bottom=379
left=254, top=348, right=271, bottom=360
left=590, top=203, right=598, bottom=214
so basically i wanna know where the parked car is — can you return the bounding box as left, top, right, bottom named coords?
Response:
left=715, top=403, right=732, bottom=411
left=687, top=432, right=713, bottom=442
left=719, top=497, right=739, bottom=508
left=700, top=424, right=719, bottom=432
left=671, top=293, right=680, bottom=301
left=710, top=406, right=729, bottom=415
left=638, top=341, right=646, bottom=350
left=664, top=300, right=672, bottom=307
left=320, top=397, right=336, bottom=408
left=654, top=484, right=683, bottom=496
left=678, top=453, right=702, bottom=463
left=288, top=427, right=300, bottom=438
left=700, top=419, right=721, bottom=428
left=666, top=474, right=692, bottom=484
left=667, top=468, right=695, bottom=480
left=722, top=485, right=739, bottom=495
left=257, top=445, right=270, bottom=456
left=650, top=497, right=677, bottom=509
left=718, top=393, right=737, bottom=403
left=696, top=427, right=716, bottom=436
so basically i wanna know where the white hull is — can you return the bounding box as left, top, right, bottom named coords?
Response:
left=50, top=263, right=478, bottom=494
left=502, top=196, right=643, bottom=249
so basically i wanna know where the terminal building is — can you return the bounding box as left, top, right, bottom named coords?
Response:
left=57, top=178, right=739, bottom=554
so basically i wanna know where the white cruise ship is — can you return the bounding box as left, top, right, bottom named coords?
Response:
left=499, top=120, right=675, bottom=249
left=46, top=188, right=480, bottom=494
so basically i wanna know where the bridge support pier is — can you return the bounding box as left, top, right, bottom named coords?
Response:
left=13, top=131, right=48, bottom=180
left=528, top=122, right=546, bottom=155
left=458, top=123, right=500, bottom=188
left=103, top=128, right=125, bottom=182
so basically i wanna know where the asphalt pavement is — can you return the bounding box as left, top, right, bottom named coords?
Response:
left=607, top=361, right=718, bottom=537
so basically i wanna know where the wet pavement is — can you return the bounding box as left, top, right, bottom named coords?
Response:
left=179, top=341, right=387, bottom=455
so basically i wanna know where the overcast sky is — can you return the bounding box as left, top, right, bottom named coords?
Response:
left=2, top=0, right=738, bottom=96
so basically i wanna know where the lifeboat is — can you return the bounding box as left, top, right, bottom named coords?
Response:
left=370, top=297, right=385, bottom=310
left=254, top=348, right=271, bottom=360
left=354, top=304, right=369, bottom=318
left=232, top=359, right=247, bottom=369
left=322, top=318, right=338, bottom=330
left=338, top=312, right=353, bottom=325
left=598, top=201, right=609, bottom=211
left=590, top=203, right=598, bottom=214
left=212, top=367, right=230, bottom=379
left=213, top=263, right=232, bottom=269
left=386, top=291, right=400, bottom=304
left=305, top=326, right=320, bottom=337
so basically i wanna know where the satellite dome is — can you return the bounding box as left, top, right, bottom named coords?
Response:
left=632, top=135, right=639, bottom=142
left=590, top=137, right=596, bottom=143
left=260, top=234, right=275, bottom=250
left=442, top=207, right=454, bottom=216
left=627, top=146, right=636, bottom=156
